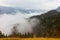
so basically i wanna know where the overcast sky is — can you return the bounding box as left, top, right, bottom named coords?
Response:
left=0, top=0, right=60, bottom=10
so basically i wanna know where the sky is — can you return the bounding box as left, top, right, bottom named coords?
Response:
left=0, top=0, right=60, bottom=10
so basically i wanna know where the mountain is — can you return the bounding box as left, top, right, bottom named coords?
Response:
left=0, top=6, right=16, bottom=14
left=0, top=6, right=45, bottom=14
left=30, top=7, right=60, bottom=37
left=0, top=6, right=60, bottom=37
left=56, top=7, right=60, bottom=12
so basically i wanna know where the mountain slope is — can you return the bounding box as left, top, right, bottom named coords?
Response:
left=30, top=8, right=60, bottom=37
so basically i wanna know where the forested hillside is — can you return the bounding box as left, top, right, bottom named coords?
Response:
left=30, top=10, right=60, bottom=37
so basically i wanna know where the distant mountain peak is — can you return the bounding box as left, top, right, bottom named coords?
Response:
left=56, top=6, right=60, bottom=12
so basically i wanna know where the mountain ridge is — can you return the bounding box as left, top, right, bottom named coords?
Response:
left=0, top=6, right=45, bottom=14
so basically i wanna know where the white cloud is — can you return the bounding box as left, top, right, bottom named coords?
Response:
left=0, top=12, right=41, bottom=36
left=0, top=0, right=60, bottom=10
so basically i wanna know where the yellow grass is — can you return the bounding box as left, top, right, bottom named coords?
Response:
left=0, top=38, right=60, bottom=40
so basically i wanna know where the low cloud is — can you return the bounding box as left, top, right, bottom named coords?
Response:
left=0, top=12, right=40, bottom=36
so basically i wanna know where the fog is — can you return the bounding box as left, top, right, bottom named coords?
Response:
left=0, top=12, right=41, bottom=36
